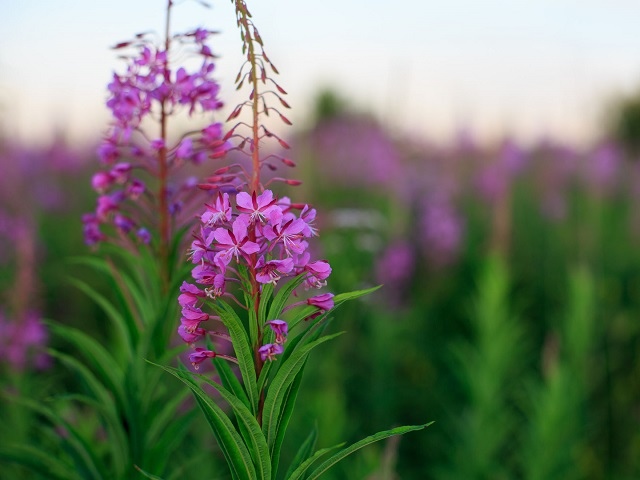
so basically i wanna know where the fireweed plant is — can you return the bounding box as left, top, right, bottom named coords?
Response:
left=0, top=3, right=236, bottom=479
left=150, top=1, right=429, bottom=479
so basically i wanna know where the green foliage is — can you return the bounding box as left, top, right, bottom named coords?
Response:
left=160, top=282, right=428, bottom=479
left=3, top=251, right=212, bottom=479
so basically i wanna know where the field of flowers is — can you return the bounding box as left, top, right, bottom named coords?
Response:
left=2, top=1, right=640, bottom=479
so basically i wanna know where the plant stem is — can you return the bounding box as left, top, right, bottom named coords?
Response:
left=158, top=0, right=173, bottom=292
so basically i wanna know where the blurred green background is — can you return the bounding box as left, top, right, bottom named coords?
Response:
left=2, top=86, right=640, bottom=478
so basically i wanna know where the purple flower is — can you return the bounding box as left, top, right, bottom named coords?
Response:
left=264, top=218, right=307, bottom=256
left=137, top=228, right=151, bottom=244
left=97, top=141, right=119, bottom=164
left=201, top=192, right=232, bottom=227
left=96, top=194, right=119, bottom=220
left=259, top=343, right=284, bottom=362
left=192, top=263, right=220, bottom=285
left=91, top=172, right=114, bottom=193
left=255, top=257, right=294, bottom=284
left=110, top=162, right=132, bottom=183
left=307, top=293, right=334, bottom=311
left=266, top=320, right=288, bottom=344
left=213, top=217, right=260, bottom=266
left=181, top=304, right=210, bottom=332
left=114, top=214, right=135, bottom=233
left=126, top=179, right=145, bottom=200
left=179, top=325, right=206, bottom=344
left=236, top=190, right=279, bottom=224
left=176, top=138, right=193, bottom=160
left=304, top=260, right=332, bottom=288
left=189, top=348, right=216, bottom=369
left=178, top=281, right=206, bottom=307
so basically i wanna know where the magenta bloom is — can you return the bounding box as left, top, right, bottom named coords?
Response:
left=189, top=348, right=216, bottom=369
left=264, top=218, right=307, bottom=255
left=201, top=192, right=232, bottom=227
left=307, top=293, right=334, bottom=311
left=236, top=190, right=279, bottom=224
left=180, top=304, right=210, bottom=332
left=304, top=260, right=332, bottom=288
left=255, top=257, right=294, bottom=284
left=266, top=320, right=288, bottom=344
left=178, top=281, right=206, bottom=307
left=259, top=343, right=284, bottom=362
left=213, top=217, right=260, bottom=266
left=178, top=325, right=206, bottom=344
left=91, top=172, right=114, bottom=193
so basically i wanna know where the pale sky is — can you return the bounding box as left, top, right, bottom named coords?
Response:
left=2, top=0, right=640, bottom=147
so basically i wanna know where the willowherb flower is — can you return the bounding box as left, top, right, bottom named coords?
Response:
left=179, top=189, right=333, bottom=363
left=0, top=310, right=50, bottom=372
left=84, top=25, right=228, bottom=254
left=420, top=193, right=464, bottom=267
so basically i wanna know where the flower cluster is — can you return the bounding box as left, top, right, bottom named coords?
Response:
left=84, top=28, right=228, bottom=246
left=0, top=310, right=50, bottom=372
left=178, top=189, right=334, bottom=366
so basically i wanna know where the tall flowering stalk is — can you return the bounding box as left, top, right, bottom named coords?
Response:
left=0, top=3, right=240, bottom=478
left=155, top=1, right=429, bottom=479
left=83, top=0, right=227, bottom=289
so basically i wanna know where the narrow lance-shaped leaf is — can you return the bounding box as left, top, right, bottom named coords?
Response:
left=262, top=332, right=344, bottom=452
left=283, top=426, right=318, bottom=479
left=166, top=364, right=271, bottom=480
left=304, top=423, right=433, bottom=480
left=151, top=361, right=256, bottom=480
left=214, top=299, right=259, bottom=414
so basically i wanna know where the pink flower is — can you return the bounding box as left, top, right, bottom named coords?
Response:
left=213, top=217, right=260, bottom=266
left=236, top=190, right=280, bottom=224
left=264, top=218, right=307, bottom=255
left=266, top=320, right=288, bottom=344
left=189, top=348, right=216, bottom=369
left=201, top=192, right=232, bottom=227
left=91, top=172, right=114, bottom=193
left=259, top=343, right=284, bottom=362
left=178, top=325, right=206, bottom=344
left=180, top=304, right=210, bottom=332
left=307, top=293, right=334, bottom=311
left=255, top=257, right=294, bottom=284
left=304, top=260, right=332, bottom=288
left=178, top=281, right=206, bottom=307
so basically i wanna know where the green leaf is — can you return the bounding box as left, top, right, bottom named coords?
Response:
left=213, top=356, right=251, bottom=410
left=262, top=332, right=344, bottom=454
left=214, top=300, right=259, bottom=414
left=47, top=322, right=126, bottom=409
left=267, top=273, right=307, bottom=321
left=134, top=465, right=165, bottom=480
left=166, top=364, right=271, bottom=480
left=152, top=362, right=256, bottom=480
left=285, top=443, right=345, bottom=480
left=245, top=290, right=260, bottom=349
left=258, top=282, right=274, bottom=324
left=48, top=393, right=129, bottom=477
left=284, top=426, right=318, bottom=480
left=333, top=285, right=381, bottom=306
left=66, top=275, right=136, bottom=357
left=0, top=444, right=78, bottom=480
left=13, top=398, right=108, bottom=480
left=270, top=367, right=306, bottom=477
left=305, top=423, right=432, bottom=480
left=146, top=409, right=198, bottom=477
left=145, top=387, right=192, bottom=447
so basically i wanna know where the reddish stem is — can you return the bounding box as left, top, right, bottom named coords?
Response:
left=158, top=0, right=173, bottom=292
